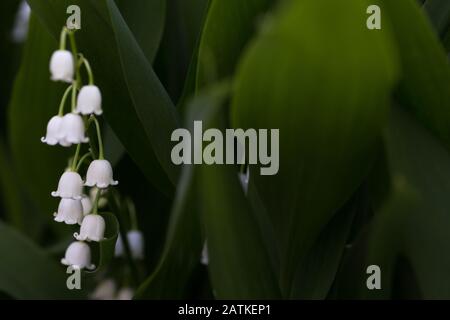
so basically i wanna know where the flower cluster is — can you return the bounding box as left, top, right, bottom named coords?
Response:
left=42, top=27, right=118, bottom=271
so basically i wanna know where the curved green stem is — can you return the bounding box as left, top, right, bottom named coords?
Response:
left=71, top=144, right=81, bottom=171
left=68, top=30, right=81, bottom=88
left=71, top=81, right=77, bottom=112
left=58, top=84, right=74, bottom=116
left=81, top=57, right=94, bottom=85
left=126, top=198, right=138, bottom=230
left=89, top=116, right=104, bottom=160
left=92, top=188, right=102, bottom=215
left=59, top=27, right=68, bottom=50
left=75, top=152, right=92, bottom=172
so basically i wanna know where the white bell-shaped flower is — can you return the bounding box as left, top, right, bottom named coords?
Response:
left=201, top=242, right=209, bottom=265
left=61, top=241, right=95, bottom=270
left=41, top=115, right=64, bottom=146
left=116, top=287, right=134, bottom=300
left=85, top=160, right=118, bottom=189
left=59, top=113, right=89, bottom=146
left=128, top=230, right=144, bottom=259
left=114, top=234, right=124, bottom=257
left=74, top=214, right=106, bottom=242
left=52, top=171, right=83, bottom=199
left=81, top=195, right=93, bottom=215
left=90, top=279, right=117, bottom=300
left=238, top=167, right=250, bottom=195
left=53, top=198, right=83, bottom=225
left=114, top=230, right=144, bottom=259
left=50, top=50, right=74, bottom=83
left=75, top=85, right=102, bottom=115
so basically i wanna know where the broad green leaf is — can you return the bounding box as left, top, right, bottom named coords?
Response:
left=106, top=0, right=180, bottom=185
left=156, top=0, right=210, bottom=104
left=0, top=140, right=23, bottom=230
left=423, top=0, right=450, bottom=37
left=196, top=0, right=273, bottom=89
left=0, top=0, right=21, bottom=114
left=290, top=189, right=364, bottom=299
left=176, top=0, right=211, bottom=111
left=135, top=84, right=227, bottom=299
left=373, top=108, right=450, bottom=298
left=115, top=0, right=165, bottom=63
left=28, top=0, right=177, bottom=196
left=378, top=0, right=450, bottom=148
left=337, top=109, right=450, bottom=299
left=231, top=0, right=398, bottom=296
left=445, top=27, right=450, bottom=53
left=103, top=123, right=125, bottom=167
left=8, top=14, right=70, bottom=220
left=194, top=83, right=280, bottom=299
left=135, top=165, right=203, bottom=299
left=0, top=221, right=84, bottom=299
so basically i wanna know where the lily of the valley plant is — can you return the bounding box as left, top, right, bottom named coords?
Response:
left=43, top=27, right=117, bottom=271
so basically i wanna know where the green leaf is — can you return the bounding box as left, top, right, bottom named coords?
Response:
left=8, top=14, right=70, bottom=220
left=106, top=0, right=180, bottom=185
left=28, top=0, right=177, bottom=196
left=195, top=83, right=280, bottom=299
left=134, top=165, right=203, bottom=299
left=0, top=0, right=21, bottom=112
left=196, top=0, right=273, bottom=89
left=115, top=0, right=165, bottom=63
left=0, top=221, right=84, bottom=299
left=0, top=140, right=23, bottom=230
left=231, top=0, right=398, bottom=296
left=370, top=108, right=450, bottom=298
left=155, top=0, right=210, bottom=106
left=378, top=0, right=450, bottom=147
left=135, top=84, right=228, bottom=299
left=290, top=189, right=364, bottom=299
left=423, top=0, right=450, bottom=37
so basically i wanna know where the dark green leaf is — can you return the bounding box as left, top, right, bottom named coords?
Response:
left=8, top=14, right=69, bottom=220
left=0, top=222, right=84, bottom=299
left=134, top=165, right=203, bottom=299
left=290, top=189, right=364, bottom=299
left=106, top=0, right=180, bottom=185
left=378, top=0, right=450, bottom=147
left=338, top=109, right=450, bottom=299
left=231, top=0, right=398, bottom=296
left=0, top=140, right=23, bottom=230
left=423, top=0, right=450, bottom=37
left=115, top=0, right=165, bottom=63
left=196, top=83, right=280, bottom=299
left=196, top=0, right=273, bottom=89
